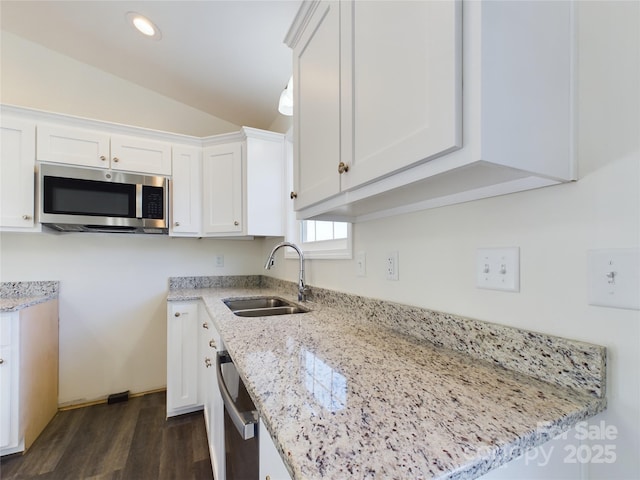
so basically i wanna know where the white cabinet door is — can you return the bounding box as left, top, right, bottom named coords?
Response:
left=111, top=134, right=172, bottom=175
left=259, top=419, right=292, bottom=480
left=286, top=0, right=574, bottom=222
left=342, top=0, right=461, bottom=191
left=0, top=117, right=37, bottom=230
left=291, top=0, right=461, bottom=208
left=200, top=309, right=224, bottom=480
left=37, top=125, right=171, bottom=175
left=292, top=0, right=342, bottom=210
left=166, top=302, right=200, bottom=416
left=36, top=124, right=110, bottom=168
left=0, top=313, right=19, bottom=453
left=202, top=142, right=243, bottom=235
left=170, top=146, right=202, bottom=236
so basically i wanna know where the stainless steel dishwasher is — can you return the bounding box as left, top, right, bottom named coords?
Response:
left=216, top=351, right=259, bottom=480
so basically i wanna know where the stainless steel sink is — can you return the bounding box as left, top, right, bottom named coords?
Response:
left=223, top=296, right=310, bottom=317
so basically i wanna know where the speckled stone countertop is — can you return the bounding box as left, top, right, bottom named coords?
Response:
left=168, top=276, right=607, bottom=480
left=0, top=281, right=59, bottom=312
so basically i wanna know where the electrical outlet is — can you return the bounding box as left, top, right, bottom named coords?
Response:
left=386, top=251, right=399, bottom=281
left=215, top=255, right=224, bottom=268
left=356, top=252, right=367, bottom=277
left=476, top=247, right=520, bottom=292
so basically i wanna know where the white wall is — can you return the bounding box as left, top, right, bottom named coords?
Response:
left=0, top=31, right=240, bottom=136
left=0, top=232, right=263, bottom=405
left=265, top=2, right=639, bottom=478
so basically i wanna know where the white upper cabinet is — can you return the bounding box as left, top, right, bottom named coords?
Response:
left=0, top=115, right=39, bottom=231
left=110, top=134, right=172, bottom=175
left=202, top=142, right=243, bottom=235
left=171, top=128, right=285, bottom=238
left=291, top=0, right=342, bottom=209
left=37, top=124, right=172, bottom=175
left=171, top=146, right=202, bottom=235
left=286, top=0, right=576, bottom=221
left=343, top=0, right=461, bottom=191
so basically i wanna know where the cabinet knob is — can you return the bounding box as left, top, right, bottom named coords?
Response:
left=174, top=312, right=181, bottom=317
left=209, top=339, right=216, bottom=349
left=204, top=357, right=212, bottom=368
left=202, top=322, right=209, bottom=329
left=0, top=358, right=4, bottom=365
left=113, top=157, right=119, bottom=163
left=338, top=162, right=349, bottom=174
left=234, top=221, right=239, bottom=226
left=290, top=191, right=297, bottom=199
left=174, top=221, right=180, bottom=227
left=22, top=214, right=32, bottom=220
left=100, top=155, right=107, bottom=162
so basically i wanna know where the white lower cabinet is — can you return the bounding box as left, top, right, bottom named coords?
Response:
left=0, top=300, right=59, bottom=456
left=166, top=302, right=201, bottom=417
left=259, top=419, right=292, bottom=480
left=167, top=301, right=291, bottom=479
left=200, top=305, right=225, bottom=480
left=0, top=313, right=19, bottom=453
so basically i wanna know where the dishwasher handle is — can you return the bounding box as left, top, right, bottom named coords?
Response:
left=216, top=351, right=258, bottom=440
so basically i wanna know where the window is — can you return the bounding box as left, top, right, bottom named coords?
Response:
left=301, top=220, right=348, bottom=243
left=284, top=129, right=352, bottom=259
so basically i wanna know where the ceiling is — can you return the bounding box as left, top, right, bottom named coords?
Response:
left=0, top=0, right=301, bottom=130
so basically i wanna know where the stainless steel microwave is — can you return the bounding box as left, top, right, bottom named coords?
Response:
left=38, top=163, right=169, bottom=234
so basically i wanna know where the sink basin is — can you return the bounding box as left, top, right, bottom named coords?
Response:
left=223, top=296, right=310, bottom=317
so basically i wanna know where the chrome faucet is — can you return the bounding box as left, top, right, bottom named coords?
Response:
left=264, top=241, right=310, bottom=302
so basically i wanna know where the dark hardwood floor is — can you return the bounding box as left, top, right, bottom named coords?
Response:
left=0, top=391, right=213, bottom=480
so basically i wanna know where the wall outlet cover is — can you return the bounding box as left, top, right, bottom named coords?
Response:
left=386, top=251, right=399, bottom=281
left=588, top=248, right=640, bottom=310
left=476, top=247, right=520, bottom=292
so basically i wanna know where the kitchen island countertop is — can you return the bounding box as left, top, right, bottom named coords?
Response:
left=168, top=282, right=606, bottom=480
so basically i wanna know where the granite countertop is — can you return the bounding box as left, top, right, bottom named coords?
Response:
left=0, top=281, right=59, bottom=312
left=168, top=279, right=607, bottom=480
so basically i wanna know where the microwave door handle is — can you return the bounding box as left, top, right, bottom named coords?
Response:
left=216, top=352, right=258, bottom=440
left=135, top=184, right=143, bottom=218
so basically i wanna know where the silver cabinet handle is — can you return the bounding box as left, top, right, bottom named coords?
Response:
left=234, top=221, right=239, bottom=226
left=0, top=359, right=4, bottom=365
left=209, top=339, right=216, bottom=349
left=202, top=322, right=209, bottom=329
left=174, top=312, right=180, bottom=317
left=22, top=214, right=32, bottom=220
left=100, top=155, right=107, bottom=162
left=205, top=357, right=212, bottom=368
left=216, top=352, right=258, bottom=440
left=113, top=157, right=119, bottom=163
left=174, top=221, right=180, bottom=227
left=338, top=161, right=349, bottom=174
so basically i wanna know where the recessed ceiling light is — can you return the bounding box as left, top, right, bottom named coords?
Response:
left=126, top=12, right=162, bottom=40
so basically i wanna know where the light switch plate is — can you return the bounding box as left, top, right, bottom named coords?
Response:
left=476, top=247, right=520, bottom=292
left=588, top=248, right=640, bottom=310
left=355, top=252, right=366, bottom=277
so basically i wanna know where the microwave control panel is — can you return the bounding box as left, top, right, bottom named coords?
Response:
left=141, top=186, right=165, bottom=219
